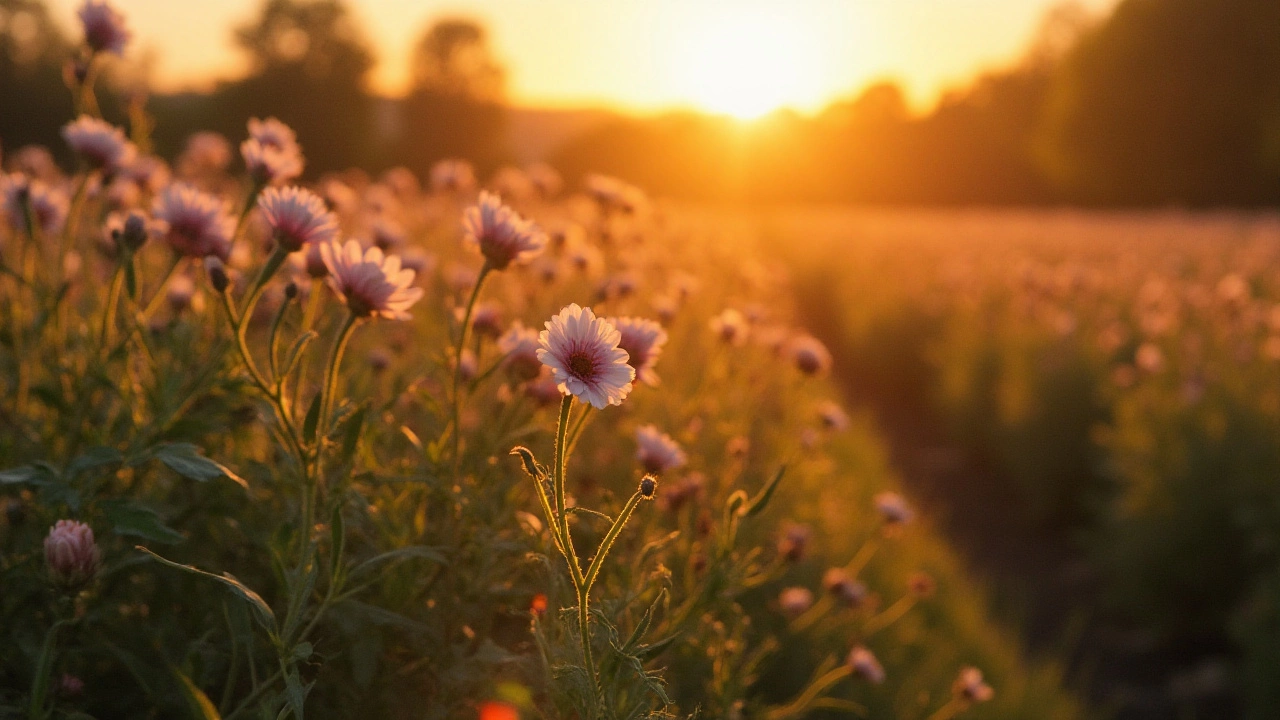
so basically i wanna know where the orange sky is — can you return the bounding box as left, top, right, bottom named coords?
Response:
left=50, top=0, right=1118, bottom=117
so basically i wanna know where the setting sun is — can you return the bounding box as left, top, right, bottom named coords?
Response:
left=672, top=9, right=827, bottom=119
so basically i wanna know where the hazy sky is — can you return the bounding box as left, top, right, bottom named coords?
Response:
left=49, top=0, right=1118, bottom=116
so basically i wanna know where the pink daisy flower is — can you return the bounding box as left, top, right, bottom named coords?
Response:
left=78, top=0, right=129, bottom=55
left=242, top=118, right=304, bottom=185
left=2, top=174, right=68, bottom=236
left=498, top=321, right=542, bottom=381
left=536, top=303, right=635, bottom=409
left=152, top=183, right=233, bottom=260
left=635, top=424, right=687, bottom=474
left=257, top=186, right=338, bottom=252
left=462, top=191, right=546, bottom=270
left=320, top=239, right=423, bottom=320
left=609, top=316, right=669, bottom=386
left=62, top=116, right=136, bottom=174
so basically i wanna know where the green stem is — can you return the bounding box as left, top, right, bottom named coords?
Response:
left=309, top=312, right=359, bottom=539
left=98, top=258, right=126, bottom=358
left=552, top=396, right=583, bottom=585
left=140, top=255, right=185, bottom=322
left=924, top=698, right=966, bottom=720
left=450, top=263, right=490, bottom=469
left=582, top=490, right=644, bottom=591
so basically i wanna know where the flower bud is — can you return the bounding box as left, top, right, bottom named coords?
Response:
left=120, top=211, right=148, bottom=251
left=44, top=520, right=100, bottom=590
left=639, top=475, right=657, bottom=499
left=205, top=256, right=229, bottom=293
left=284, top=281, right=299, bottom=300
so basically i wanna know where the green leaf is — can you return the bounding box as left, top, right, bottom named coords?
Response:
left=137, top=547, right=276, bottom=633
left=348, top=546, right=447, bottom=579
left=173, top=669, right=221, bottom=720
left=302, top=394, right=321, bottom=444
left=102, top=500, right=185, bottom=544
left=339, top=406, right=367, bottom=464
left=283, top=666, right=311, bottom=720
left=741, top=465, right=786, bottom=518
left=29, top=619, right=70, bottom=720
left=0, top=464, right=55, bottom=485
left=153, top=443, right=248, bottom=488
left=67, top=446, right=123, bottom=477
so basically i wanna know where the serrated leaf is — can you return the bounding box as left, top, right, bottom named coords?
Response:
left=137, top=547, right=276, bottom=633
left=103, top=500, right=185, bottom=544
left=153, top=443, right=247, bottom=488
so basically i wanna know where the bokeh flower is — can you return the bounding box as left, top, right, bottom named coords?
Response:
left=874, top=491, right=914, bottom=526
left=788, top=334, right=832, bottom=376
left=610, top=316, right=668, bottom=386
left=62, top=116, right=136, bottom=173
left=153, top=183, right=233, bottom=260
left=635, top=424, right=687, bottom=474
left=953, top=666, right=994, bottom=703
left=848, top=646, right=885, bottom=684
left=241, top=117, right=304, bottom=185
left=2, top=174, right=69, bottom=236
left=498, top=321, right=542, bottom=381
left=463, top=191, right=546, bottom=270
left=779, top=587, right=814, bottom=616
left=78, top=0, right=129, bottom=55
left=320, top=239, right=423, bottom=320
left=257, top=186, right=338, bottom=252
left=536, top=303, right=634, bottom=409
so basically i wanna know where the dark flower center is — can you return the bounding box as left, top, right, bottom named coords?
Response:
left=567, top=351, right=595, bottom=380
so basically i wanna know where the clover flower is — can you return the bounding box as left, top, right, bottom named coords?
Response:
left=610, top=316, right=668, bottom=386
left=463, top=191, right=546, bottom=270
left=319, top=239, right=423, bottom=320
left=242, top=118, right=304, bottom=185
left=536, top=303, right=634, bottom=409
left=2, top=174, right=68, bottom=236
left=62, top=116, right=135, bottom=174
left=635, top=425, right=687, bottom=475
left=152, top=183, right=233, bottom=260
left=848, top=646, right=886, bottom=684
left=78, top=0, right=129, bottom=55
left=257, top=186, right=338, bottom=252
left=44, top=520, right=100, bottom=590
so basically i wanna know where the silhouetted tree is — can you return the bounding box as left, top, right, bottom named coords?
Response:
left=399, top=17, right=508, bottom=177
left=0, top=0, right=75, bottom=161
left=152, top=0, right=378, bottom=175
left=1037, top=0, right=1280, bottom=204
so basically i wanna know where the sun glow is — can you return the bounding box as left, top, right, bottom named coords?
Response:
left=672, top=9, right=832, bottom=120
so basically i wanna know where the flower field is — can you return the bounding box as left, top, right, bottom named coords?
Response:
left=0, top=5, right=1090, bottom=719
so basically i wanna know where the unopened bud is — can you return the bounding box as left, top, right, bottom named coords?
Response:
left=284, top=281, right=299, bottom=300
left=205, top=257, right=229, bottom=293
left=120, top=212, right=148, bottom=251
left=639, top=475, right=657, bottom=499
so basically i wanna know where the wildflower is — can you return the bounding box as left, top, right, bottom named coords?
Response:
left=788, top=334, right=832, bottom=376
left=779, top=587, right=814, bottom=616
left=152, top=184, right=233, bottom=260
left=526, top=162, right=562, bottom=198
left=777, top=523, right=811, bottom=562
left=320, top=239, right=423, bottom=320
left=205, top=256, right=230, bottom=293
left=848, top=646, right=885, bottom=684
left=58, top=674, right=85, bottom=697
left=660, top=474, right=706, bottom=513
left=179, top=132, right=232, bottom=177
left=62, top=116, right=135, bottom=173
left=257, top=186, right=338, bottom=252
left=463, top=191, right=546, bottom=270
left=2, top=174, right=69, bottom=236
left=874, top=491, right=914, bottom=525
left=370, top=217, right=405, bottom=251
left=709, top=308, right=749, bottom=346
left=498, top=322, right=543, bottom=381
left=530, top=593, right=548, bottom=616
left=817, top=401, right=850, bottom=431
left=1136, top=342, right=1164, bottom=373
left=430, top=159, right=476, bottom=193
left=524, top=368, right=564, bottom=407
left=823, top=568, right=868, bottom=607
left=725, top=436, right=750, bottom=460
left=471, top=303, right=504, bottom=338
left=44, top=520, right=100, bottom=590
left=167, top=274, right=196, bottom=313
left=78, top=0, right=129, bottom=55
left=610, top=316, right=668, bottom=386
left=536, top=304, right=634, bottom=409
left=952, top=666, right=994, bottom=704
left=639, top=475, right=658, bottom=499
left=242, top=118, right=304, bottom=185
left=635, top=425, right=687, bottom=474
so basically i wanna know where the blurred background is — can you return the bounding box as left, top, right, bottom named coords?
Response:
left=5, top=1, right=1280, bottom=718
